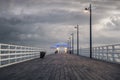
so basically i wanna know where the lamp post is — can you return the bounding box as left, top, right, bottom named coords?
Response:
left=67, top=39, right=70, bottom=54
left=71, top=33, right=74, bottom=54
left=68, top=37, right=72, bottom=54
left=85, top=4, right=92, bottom=58
left=75, top=25, right=79, bottom=55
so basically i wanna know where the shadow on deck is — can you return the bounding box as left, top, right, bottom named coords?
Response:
left=0, top=54, right=120, bottom=80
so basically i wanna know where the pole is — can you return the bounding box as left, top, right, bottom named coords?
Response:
left=69, top=37, right=71, bottom=54
left=72, top=34, right=74, bottom=54
left=71, top=33, right=74, bottom=54
left=67, top=39, right=69, bottom=54
left=89, top=4, right=92, bottom=58
left=77, top=25, right=79, bottom=55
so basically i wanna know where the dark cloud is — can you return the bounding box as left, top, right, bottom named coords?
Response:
left=0, top=0, right=120, bottom=50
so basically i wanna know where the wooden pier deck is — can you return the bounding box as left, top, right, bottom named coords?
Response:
left=0, top=54, right=120, bottom=80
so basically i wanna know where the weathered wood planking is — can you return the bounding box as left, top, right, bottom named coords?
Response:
left=0, top=54, right=120, bottom=80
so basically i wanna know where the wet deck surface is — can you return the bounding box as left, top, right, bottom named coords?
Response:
left=0, top=54, right=120, bottom=80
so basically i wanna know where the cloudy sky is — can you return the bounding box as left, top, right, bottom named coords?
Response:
left=0, top=0, right=120, bottom=50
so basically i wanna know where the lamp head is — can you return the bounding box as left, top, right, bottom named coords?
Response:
left=84, top=8, right=89, bottom=13
left=85, top=8, right=88, bottom=10
left=75, top=26, right=77, bottom=28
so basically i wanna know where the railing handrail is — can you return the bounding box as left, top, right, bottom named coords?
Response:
left=93, top=43, right=120, bottom=48
left=78, top=43, right=120, bottom=64
left=0, top=43, right=45, bottom=68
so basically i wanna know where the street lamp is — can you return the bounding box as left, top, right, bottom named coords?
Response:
left=68, top=37, right=72, bottom=54
left=85, top=4, right=92, bottom=58
left=67, top=39, right=70, bottom=54
left=71, top=33, right=74, bottom=54
left=75, top=25, right=79, bottom=55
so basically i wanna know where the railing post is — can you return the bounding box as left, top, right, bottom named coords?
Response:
left=96, top=47, right=98, bottom=59
left=15, top=46, right=17, bottom=62
left=92, top=48, right=95, bottom=58
left=94, top=48, right=96, bottom=58
left=98, top=47, right=100, bottom=59
left=112, top=45, right=115, bottom=62
left=8, top=45, right=10, bottom=65
left=101, top=47, right=104, bottom=60
left=100, top=47, right=102, bottom=59
left=92, top=48, right=94, bottom=58
left=106, top=46, right=109, bottom=62
left=0, top=44, right=1, bottom=66
left=93, top=48, right=95, bottom=58
left=95, top=48, right=97, bottom=59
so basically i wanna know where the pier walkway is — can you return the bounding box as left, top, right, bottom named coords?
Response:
left=0, top=54, right=120, bottom=80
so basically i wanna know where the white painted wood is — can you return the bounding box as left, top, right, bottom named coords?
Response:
left=0, top=43, right=44, bottom=68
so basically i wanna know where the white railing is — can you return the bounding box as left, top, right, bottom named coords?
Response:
left=78, top=44, right=120, bottom=64
left=80, top=48, right=90, bottom=57
left=92, top=44, right=120, bottom=64
left=0, top=43, right=44, bottom=68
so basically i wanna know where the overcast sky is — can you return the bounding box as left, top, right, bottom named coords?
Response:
left=0, top=0, right=120, bottom=50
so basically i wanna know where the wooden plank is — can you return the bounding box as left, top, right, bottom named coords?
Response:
left=0, top=54, right=119, bottom=80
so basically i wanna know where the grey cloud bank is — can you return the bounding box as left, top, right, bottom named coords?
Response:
left=0, top=0, right=120, bottom=50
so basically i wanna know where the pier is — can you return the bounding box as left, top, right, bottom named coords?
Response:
left=0, top=53, right=120, bottom=80
left=0, top=0, right=120, bottom=80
